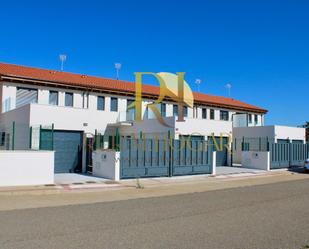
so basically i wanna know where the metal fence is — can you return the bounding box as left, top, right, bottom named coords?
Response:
left=270, top=143, right=309, bottom=169
left=0, top=121, right=54, bottom=151
left=241, top=137, right=274, bottom=152
left=119, top=137, right=213, bottom=179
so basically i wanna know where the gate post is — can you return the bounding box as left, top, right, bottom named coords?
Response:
left=11, top=121, right=15, bottom=151
left=211, top=147, right=216, bottom=176
left=168, top=131, right=173, bottom=177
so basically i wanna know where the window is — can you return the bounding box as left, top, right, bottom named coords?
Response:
left=248, top=114, right=252, bottom=123
left=16, top=87, right=38, bottom=108
left=161, top=103, right=166, bottom=117
left=110, top=97, right=118, bottom=112
left=127, top=99, right=134, bottom=110
left=202, top=108, right=207, bottom=119
left=65, top=92, right=73, bottom=107
left=173, top=104, right=178, bottom=116
left=254, top=114, right=258, bottom=124
left=127, top=99, right=135, bottom=120
left=220, top=110, right=229, bottom=121
left=183, top=106, right=188, bottom=117
left=49, top=91, right=58, bottom=106
left=210, top=109, right=215, bottom=120
left=97, top=96, right=105, bottom=111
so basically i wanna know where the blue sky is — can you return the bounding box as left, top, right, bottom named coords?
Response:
left=0, top=0, right=308, bottom=126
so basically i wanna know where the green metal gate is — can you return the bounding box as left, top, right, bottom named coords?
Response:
left=270, top=143, right=309, bottom=169
left=120, top=138, right=213, bottom=179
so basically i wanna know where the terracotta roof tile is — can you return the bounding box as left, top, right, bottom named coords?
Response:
left=0, top=62, right=267, bottom=113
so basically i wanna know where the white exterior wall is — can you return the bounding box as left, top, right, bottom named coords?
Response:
left=119, top=117, right=175, bottom=138
left=92, top=150, right=120, bottom=181
left=176, top=118, right=232, bottom=138
left=274, top=126, right=306, bottom=142
left=74, top=92, right=83, bottom=108
left=38, top=89, right=49, bottom=105
left=242, top=151, right=270, bottom=171
left=1, top=83, right=16, bottom=112
left=0, top=151, right=54, bottom=186
left=1, top=81, right=264, bottom=128
left=233, top=126, right=275, bottom=140
left=233, top=126, right=305, bottom=142
left=29, top=104, right=119, bottom=134
left=0, top=104, right=31, bottom=150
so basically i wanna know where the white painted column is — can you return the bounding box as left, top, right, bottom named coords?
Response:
left=212, top=151, right=217, bottom=176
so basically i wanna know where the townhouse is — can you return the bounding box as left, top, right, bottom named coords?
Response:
left=0, top=62, right=268, bottom=173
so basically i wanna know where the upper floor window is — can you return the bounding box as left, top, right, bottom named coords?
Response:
left=126, top=99, right=134, bottom=110
left=65, top=92, right=73, bottom=107
left=127, top=99, right=135, bottom=120
left=210, top=109, right=215, bottom=120
left=49, top=91, right=58, bottom=106
left=173, top=104, right=178, bottom=116
left=220, top=110, right=229, bottom=121
left=248, top=114, right=252, bottom=123
left=161, top=103, right=166, bottom=117
left=183, top=106, right=188, bottom=117
left=254, top=114, right=258, bottom=124
left=97, top=96, right=105, bottom=111
left=202, top=108, right=207, bottom=119
left=16, top=87, right=38, bottom=108
left=110, top=97, right=118, bottom=112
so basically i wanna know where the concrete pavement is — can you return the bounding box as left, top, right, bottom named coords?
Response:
left=0, top=169, right=308, bottom=211
left=1, top=178, right=309, bottom=249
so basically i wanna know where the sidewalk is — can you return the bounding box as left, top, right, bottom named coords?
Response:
left=0, top=168, right=271, bottom=196
left=0, top=169, right=308, bottom=211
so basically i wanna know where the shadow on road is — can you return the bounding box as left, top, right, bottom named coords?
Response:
left=288, top=166, right=308, bottom=174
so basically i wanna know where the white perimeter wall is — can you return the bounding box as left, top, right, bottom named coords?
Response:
left=242, top=151, right=270, bottom=171
left=0, top=151, right=54, bottom=187
left=92, top=150, right=120, bottom=181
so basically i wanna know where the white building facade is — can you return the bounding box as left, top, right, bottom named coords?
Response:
left=0, top=62, right=272, bottom=173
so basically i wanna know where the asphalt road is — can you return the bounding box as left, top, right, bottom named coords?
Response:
left=1, top=179, right=309, bottom=249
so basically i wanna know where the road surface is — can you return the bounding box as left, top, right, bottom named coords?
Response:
left=1, top=179, right=309, bottom=249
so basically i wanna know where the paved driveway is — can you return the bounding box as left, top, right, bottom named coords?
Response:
left=216, top=166, right=267, bottom=175
left=54, top=173, right=108, bottom=184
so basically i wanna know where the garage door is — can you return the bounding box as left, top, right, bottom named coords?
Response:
left=53, top=131, right=83, bottom=173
